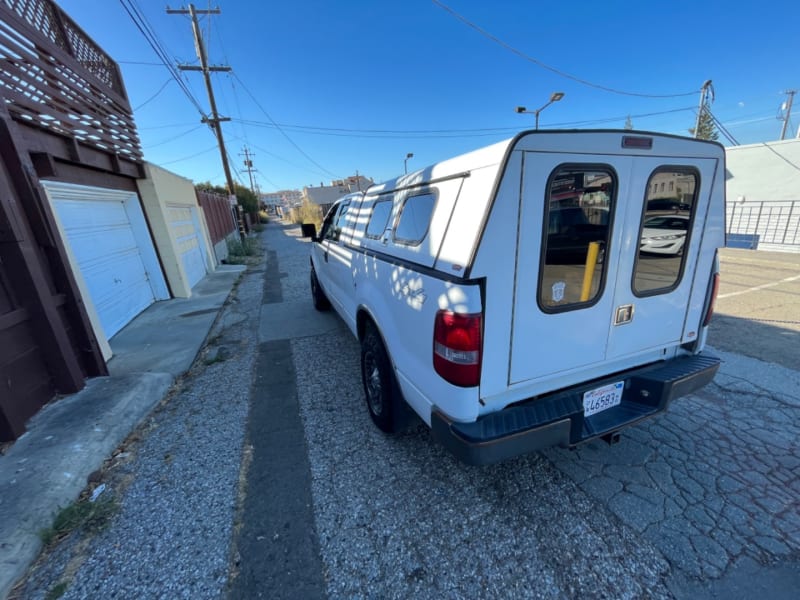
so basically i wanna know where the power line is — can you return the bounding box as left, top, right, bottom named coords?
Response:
left=133, top=77, right=173, bottom=111
left=230, top=106, right=696, bottom=139
left=705, top=109, right=739, bottom=145
left=143, top=124, right=205, bottom=148
left=226, top=150, right=247, bottom=187
left=230, top=71, right=341, bottom=179
left=432, top=0, right=698, bottom=99
left=160, top=144, right=219, bottom=165
left=139, top=121, right=201, bottom=130
left=227, top=135, right=333, bottom=180
left=118, top=0, right=207, bottom=116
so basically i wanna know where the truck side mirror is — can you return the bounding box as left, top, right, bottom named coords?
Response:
left=301, top=223, right=318, bottom=241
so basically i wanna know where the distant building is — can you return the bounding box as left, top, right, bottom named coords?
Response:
left=302, top=174, right=373, bottom=215
left=646, top=171, right=696, bottom=204
left=260, top=189, right=302, bottom=212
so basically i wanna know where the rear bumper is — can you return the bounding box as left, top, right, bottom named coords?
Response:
left=431, top=354, right=720, bottom=466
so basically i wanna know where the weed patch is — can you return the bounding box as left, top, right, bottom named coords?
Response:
left=227, top=236, right=258, bottom=257
left=39, top=496, right=118, bottom=547
left=44, top=581, right=68, bottom=600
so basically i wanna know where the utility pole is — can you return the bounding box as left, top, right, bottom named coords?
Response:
left=167, top=4, right=244, bottom=238
left=240, top=146, right=257, bottom=194
left=780, top=90, right=796, bottom=140
left=694, top=80, right=713, bottom=138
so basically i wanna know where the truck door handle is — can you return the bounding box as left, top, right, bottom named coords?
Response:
left=324, top=248, right=328, bottom=262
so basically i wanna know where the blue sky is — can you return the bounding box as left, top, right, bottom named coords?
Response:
left=57, top=0, right=800, bottom=193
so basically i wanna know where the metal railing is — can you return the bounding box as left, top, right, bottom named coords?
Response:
left=726, top=200, right=800, bottom=251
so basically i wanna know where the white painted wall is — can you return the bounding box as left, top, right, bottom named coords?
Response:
left=725, top=139, right=800, bottom=201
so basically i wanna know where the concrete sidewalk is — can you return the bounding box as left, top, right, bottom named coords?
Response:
left=0, top=264, right=245, bottom=599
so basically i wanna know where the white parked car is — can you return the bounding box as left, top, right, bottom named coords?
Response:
left=306, top=130, right=724, bottom=465
left=640, top=215, right=690, bottom=255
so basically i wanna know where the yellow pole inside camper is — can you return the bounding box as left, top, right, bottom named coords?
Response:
left=580, top=242, right=601, bottom=301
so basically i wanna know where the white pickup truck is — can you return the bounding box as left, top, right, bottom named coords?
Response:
left=306, top=130, right=723, bottom=465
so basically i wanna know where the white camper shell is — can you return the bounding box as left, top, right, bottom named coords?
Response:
left=307, top=130, right=724, bottom=465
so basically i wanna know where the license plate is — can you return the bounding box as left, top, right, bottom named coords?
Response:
left=583, top=381, right=624, bottom=417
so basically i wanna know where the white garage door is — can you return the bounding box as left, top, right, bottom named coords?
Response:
left=167, top=205, right=207, bottom=288
left=44, top=182, right=167, bottom=340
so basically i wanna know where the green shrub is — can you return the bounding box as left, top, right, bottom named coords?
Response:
left=291, top=199, right=323, bottom=230
left=227, top=236, right=258, bottom=257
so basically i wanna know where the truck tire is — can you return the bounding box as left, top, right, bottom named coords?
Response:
left=310, top=267, right=330, bottom=311
left=360, top=322, right=399, bottom=433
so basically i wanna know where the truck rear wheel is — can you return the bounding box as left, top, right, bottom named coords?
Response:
left=360, top=322, right=398, bottom=433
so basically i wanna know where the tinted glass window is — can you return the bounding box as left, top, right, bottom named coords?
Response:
left=394, top=192, right=435, bottom=245
left=365, top=199, right=393, bottom=239
left=318, top=204, right=338, bottom=241
left=538, top=167, right=615, bottom=311
left=324, top=201, right=349, bottom=242
left=634, top=169, right=697, bottom=295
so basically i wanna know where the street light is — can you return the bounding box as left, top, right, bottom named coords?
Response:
left=404, top=152, right=414, bottom=174
left=515, top=92, right=565, bottom=130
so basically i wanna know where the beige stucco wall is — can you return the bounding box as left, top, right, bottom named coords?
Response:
left=725, top=139, right=800, bottom=201
left=136, top=163, right=216, bottom=298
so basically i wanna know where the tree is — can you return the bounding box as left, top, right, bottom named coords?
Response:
left=195, top=181, right=259, bottom=213
left=689, top=107, right=719, bottom=141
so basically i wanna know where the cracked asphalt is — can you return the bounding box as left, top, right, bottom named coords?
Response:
left=248, top=223, right=800, bottom=598
left=12, top=224, right=799, bottom=599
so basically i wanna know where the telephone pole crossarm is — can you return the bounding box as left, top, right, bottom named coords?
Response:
left=178, top=65, right=231, bottom=72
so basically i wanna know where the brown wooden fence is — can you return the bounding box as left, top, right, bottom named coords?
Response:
left=197, top=189, right=237, bottom=245
left=0, top=0, right=142, bottom=161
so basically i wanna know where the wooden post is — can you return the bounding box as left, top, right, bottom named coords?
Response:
left=0, top=103, right=106, bottom=395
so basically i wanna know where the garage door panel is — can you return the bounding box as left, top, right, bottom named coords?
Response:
left=56, top=198, right=130, bottom=230
left=66, top=227, right=141, bottom=266
left=167, top=205, right=207, bottom=289
left=47, top=185, right=160, bottom=340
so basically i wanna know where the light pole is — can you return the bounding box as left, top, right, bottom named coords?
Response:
left=404, top=152, right=414, bottom=174
left=515, top=92, right=565, bottom=130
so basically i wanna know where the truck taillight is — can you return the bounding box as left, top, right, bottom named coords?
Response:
left=433, top=310, right=482, bottom=387
left=703, top=272, right=720, bottom=326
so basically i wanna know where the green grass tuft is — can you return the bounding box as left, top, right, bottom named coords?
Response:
left=39, top=496, right=118, bottom=546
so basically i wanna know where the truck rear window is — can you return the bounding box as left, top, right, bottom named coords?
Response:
left=633, top=168, right=698, bottom=295
left=538, top=166, right=615, bottom=311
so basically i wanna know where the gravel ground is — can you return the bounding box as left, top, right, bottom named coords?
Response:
left=13, top=223, right=799, bottom=599
left=13, top=246, right=264, bottom=600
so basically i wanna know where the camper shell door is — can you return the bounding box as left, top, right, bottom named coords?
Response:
left=503, top=133, right=721, bottom=389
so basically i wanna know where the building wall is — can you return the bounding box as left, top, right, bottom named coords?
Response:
left=302, top=175, right=374, bottom=211
left=725, top=139, right=800, bottom=201
left=261, top=189, right=302, bottom=207
left=137, top=163, right=216, bottom=298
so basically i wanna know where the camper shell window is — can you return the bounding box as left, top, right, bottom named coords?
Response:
left=537, top=165, right=616, bottom=313
left=393, top=191, right=437, bottom=246
left=365, top=198, right=394, bottom=239
left=633, top=167, right=698, bottom=296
